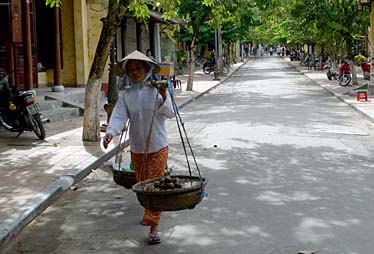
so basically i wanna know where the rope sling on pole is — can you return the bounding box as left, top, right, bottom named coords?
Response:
left=111, top=120, right=138, bottom=189
left=119, top=80, right=206, bottom=211
left=170, top=90, right=203, bottom=181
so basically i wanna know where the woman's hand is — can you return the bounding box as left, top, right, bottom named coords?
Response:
left=103, top=133, right=113, bottom=149
left=158, top=87, right=167, bottom=101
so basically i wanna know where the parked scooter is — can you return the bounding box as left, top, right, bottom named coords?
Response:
left=203, top=56, right=216, bottom=74
left=325, top=61, right=338, bottom=80
left=203, top=55, right=229, bottom=75
left=338, top=59, right=352, bottom=86
left=360, top=62, right=370, bottom=80
left=0, top=73, right=48, bottom=139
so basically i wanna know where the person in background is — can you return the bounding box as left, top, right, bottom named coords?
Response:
left=146, top=49, right=156, bottom=62
left=244, top=43, right=249, bottom=58
left=103, top=50, right=175, bottom=245
left=146, top=49, right=160, bottom=81
left=252, top=46, right=258, bottom=59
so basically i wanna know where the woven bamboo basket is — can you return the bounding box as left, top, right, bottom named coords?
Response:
left=112, top=167, right=137, bottom=189
left=132, top=175, right=206, bottom=211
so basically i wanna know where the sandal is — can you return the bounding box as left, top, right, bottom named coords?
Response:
left=148, top=232, right=161, bottom=245
left=141, top=220, right=150, bottom=226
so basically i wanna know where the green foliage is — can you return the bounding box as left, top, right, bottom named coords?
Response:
left=129, top=2, right=150, bottom=19
left=354, top=54, right=367, bottom=62
left=46, top=0, right=371, bottom=59
left=203, top=0, right=215, bottom=7
left=248, top=0, right=370, bottom=57
left=176, top=49, right=187, bottom=63
left=174, top=0, right=263, bottom=53
left=45, top=0, right=62, bottom=7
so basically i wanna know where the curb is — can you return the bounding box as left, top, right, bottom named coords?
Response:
left=0, top=139, right=129, bottom=250
left=294, top=64, right=374, bottom=124
left=0, top=61, right=247, bottom=250
left=320, top=83, right=374, bottom=124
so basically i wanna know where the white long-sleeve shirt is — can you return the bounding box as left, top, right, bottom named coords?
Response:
left=106, top=83, right=175, bottom=153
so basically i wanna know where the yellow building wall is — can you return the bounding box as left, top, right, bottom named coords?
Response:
left=61, top=0, right=76, bottom=86
left=40, top=0, right=77, bottom=87
left=59, top=2, right=161, bottom=87
left=87, top=3, right=109, bottom=84
left=57, top=1, right=110, bottom=87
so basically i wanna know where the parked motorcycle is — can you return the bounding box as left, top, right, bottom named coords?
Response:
left=338, top=59, right=352, bottom=86
left=203, top=57, right=215, bottom=74
left=0, top=73, right=48, bottom=139
left=360, top=62, right=370, bottom=80
left=203, top=56, right=229, bottom=75
left=289, top=50, right=299, bottom=61
left=325, top=62, right=338, bottom=80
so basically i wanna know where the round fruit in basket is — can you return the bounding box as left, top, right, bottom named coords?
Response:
left=152, top=176, right=183, bottom=191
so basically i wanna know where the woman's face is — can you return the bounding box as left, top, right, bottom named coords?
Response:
left=127, top=60, right=149, bottom=83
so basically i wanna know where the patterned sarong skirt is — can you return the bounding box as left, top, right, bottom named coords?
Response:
left=131, top=146, right=168, bottom=226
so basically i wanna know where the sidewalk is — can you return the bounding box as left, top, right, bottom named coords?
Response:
left=0, top=62, right=245, bottom=250
left=288, top=59, right=374, bottom=124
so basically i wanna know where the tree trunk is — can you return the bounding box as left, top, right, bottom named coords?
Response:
left=82, top=0, right=124, bottom=141
left=104, top=38, right=119, bottom=125
left=342, top=32, right=353, bottom=59
left=186, top=37, right=196, bottom=91
left=217, top=28, right=222, bottom=74
left=108, top=39, right=118, bottom=106
left=350, top=60, right=358, bottom=86
left=83, top=78, right=102, bottom=141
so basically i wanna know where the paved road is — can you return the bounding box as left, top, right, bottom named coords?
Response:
left=4, top=58, right=374, bottom=254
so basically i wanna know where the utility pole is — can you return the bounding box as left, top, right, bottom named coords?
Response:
left=217, top=28, right=223, bottom=75
left=213, top=29, right=220, bottom=80
left=370, top=1, right=374, bottom=90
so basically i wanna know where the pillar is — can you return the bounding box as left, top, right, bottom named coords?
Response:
left=22, top=0, right=32, bottom=90
left=136, top=23, right=142, bottom=51
left=73, top=0, right=89, bottom=86
left=154, top=23, right=161, bottom=62
left=52, top=4, right=64, bottom=92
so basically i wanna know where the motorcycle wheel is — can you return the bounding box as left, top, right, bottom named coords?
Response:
left=327, top=71, right=332, bottom=80
left=30, top=113, right=46, bottom=140
left=0, top=110, right=24, bottom=132
left=203, top=64, right=212, bottom=74
left=223, top=64, right=230, bottom=74
left=339, top=73, right=351, bottom=86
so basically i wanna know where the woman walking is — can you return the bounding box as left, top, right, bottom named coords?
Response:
left=103, top=50, right=174, bottom=244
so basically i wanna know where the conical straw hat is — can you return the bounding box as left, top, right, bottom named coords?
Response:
left=115, top=50, right=161, bottom=76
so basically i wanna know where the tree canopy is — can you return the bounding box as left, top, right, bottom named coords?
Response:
left=45, top=0, right=371, bottom=56
left=44, top=0, right=371, bottom=140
